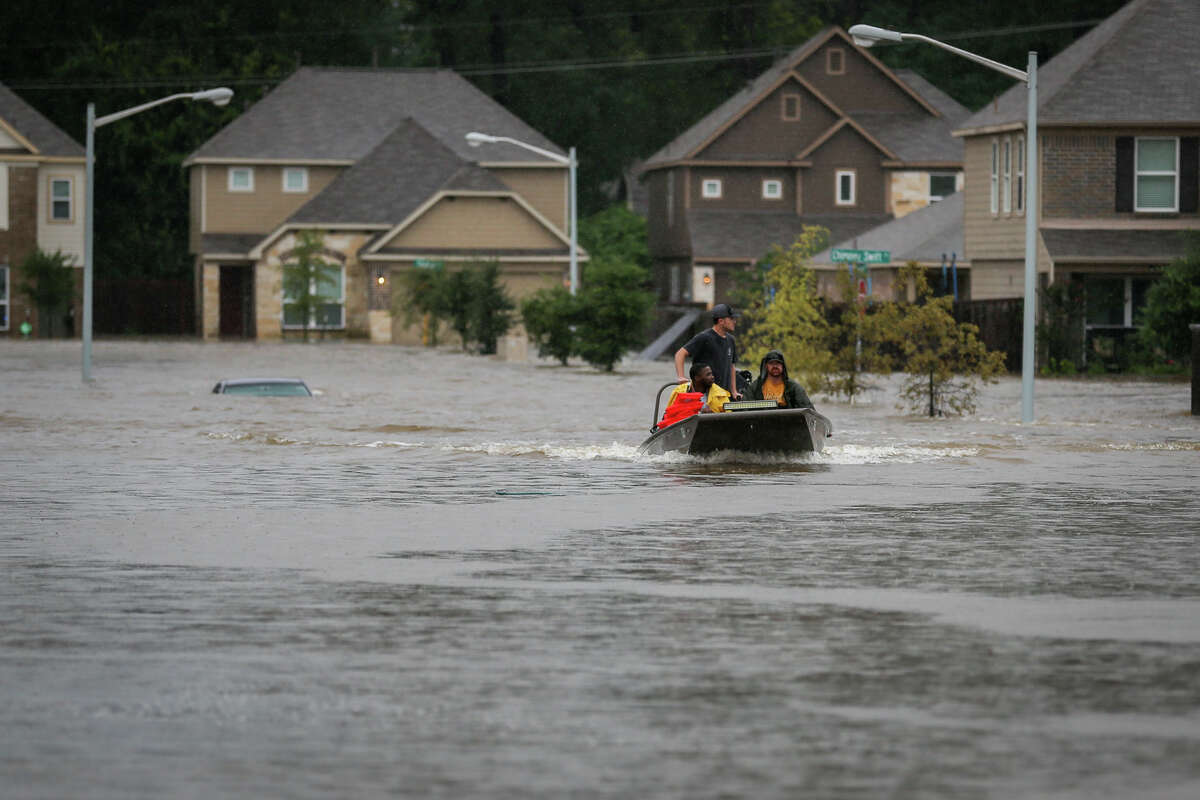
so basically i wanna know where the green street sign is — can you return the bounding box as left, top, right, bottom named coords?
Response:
left=830, top=248, right=891, bottom=264
left=413, top=258, right=444, bottom=269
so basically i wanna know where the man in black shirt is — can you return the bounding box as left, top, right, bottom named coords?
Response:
left=674, top=303, right=741, bottom=398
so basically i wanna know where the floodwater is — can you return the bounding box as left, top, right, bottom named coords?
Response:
left=2, top=339, right=1199, bottom=800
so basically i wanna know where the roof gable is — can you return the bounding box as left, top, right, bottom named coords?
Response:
left=0, top=82, right=83, bottom=158
left=371, top=193, right=567, bottom=253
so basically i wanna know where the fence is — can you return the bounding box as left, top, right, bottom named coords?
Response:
left=94, top=277, right=195, bottom=336
left=953, top=297, right=1024, bottom=372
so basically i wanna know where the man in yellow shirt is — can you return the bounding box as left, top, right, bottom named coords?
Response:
left=664, top=362, right=731, bottom=419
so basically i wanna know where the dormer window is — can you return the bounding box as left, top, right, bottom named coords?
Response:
left=701, top=179, right=722, bottom=199
left=228, top=167, right=254, bottom=193
left=781, top=93, right=801, bottom=121
left=282, top=167, right=308, bottom=193
left=826, top=48, right=845, bottom=75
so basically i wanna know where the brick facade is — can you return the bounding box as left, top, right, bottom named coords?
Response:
left=1042, top=134, right=1117, bottom=218
left=1, top=165, right=39, bottom=335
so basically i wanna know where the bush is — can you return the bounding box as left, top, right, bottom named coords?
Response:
left=520, top=287, right=579, bottom=365
left=1137, top=231, right=1200, bottom=364
left=573, top=259, right=656, bottom=371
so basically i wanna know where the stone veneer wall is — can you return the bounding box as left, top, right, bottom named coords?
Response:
left=256, top=231, right=373, bottom=340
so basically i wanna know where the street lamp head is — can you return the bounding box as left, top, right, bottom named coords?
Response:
left=465, top=131, right=498, bottom=147
left=848, top=24, right=904, bottom=47
left=191, top=87, right=234, bottom=106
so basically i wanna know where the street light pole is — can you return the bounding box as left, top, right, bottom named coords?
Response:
left=849, top=25, right=1038, bottom=423
left=82, top=88, right=233, bottom=381
left=466, top=131, right=578, bottom=295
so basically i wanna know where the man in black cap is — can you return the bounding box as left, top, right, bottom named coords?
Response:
left=674, top=303, right=741, bottom=398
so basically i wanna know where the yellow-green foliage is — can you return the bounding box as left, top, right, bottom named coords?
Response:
left=739, top=227, right=831, bottom=391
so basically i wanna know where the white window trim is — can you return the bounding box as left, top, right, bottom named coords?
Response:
left=0, top=264, right=8, bottom=331
left=1135, top=136, right=1179, bottom=213
left=701, top=178, right=722, bottom=199
left=781, top=93, right=801, bottom=121
left=282, top=262, right=347, bottom=330
left=989, top=139, right=999, bottom=215
left=826, top=47, right=845, bottom=75
left=835, top=169, right=856, bottom=206
left=762, top=179, right=783, bottom=200
left=228, top=166, right=255, bottom=193
left=1002, top=137, right=1012, bottom=214
left=48, top=175, right=74, bottom=223
left=1015, top=136, right=1025, bottom=214
left=0, top=164, right=8, bottom=230
left=282, top=167, right=309, bottom=193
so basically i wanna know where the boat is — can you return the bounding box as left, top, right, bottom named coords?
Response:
left=637, top=382, right=833, bottom=456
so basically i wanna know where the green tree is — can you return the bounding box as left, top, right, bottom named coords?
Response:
left=520, top=286, right=579, bottom=365
left=738, top=227, right=831, bottom=393
left=887, top=263, right=1006, bottom=417
left=17, top=248, right=77, bottom=338
left=441, top=268, right=476, bottom=351
left=282, top=230, right=337, bottom=342
left=573, top=259, right=656, bottom=372
left=1137, top=232, right=1200, bottom=364
left=391, top=263, right=446, bottom=346
left=821, top=267, right=897, bottom=402
left=468, top=260, right=515, bottom=355
left=578, top=205, right=651, bottom=270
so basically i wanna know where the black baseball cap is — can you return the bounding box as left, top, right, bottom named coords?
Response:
left=711, top=303, right=740, bottom=320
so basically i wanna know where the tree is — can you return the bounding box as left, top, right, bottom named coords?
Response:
left=520, top=286, right=579, bottom=365
left=440, top=268, right=476, bottom=351
left=468, top=260, right=515, bottom=355
left=738, top=227, right=832, bottom=393
left=573, top=258, right=656, bottom=371
left=887, top=263, right=1007, bottom=416
left=821, top=267, right=897, bottom=402
left=392, top=263, right=447, bottom=346
left=17, top=248, right=77, bottom=338
left=282, top=230, right=337, bottom=342
left=1137, top=232, right=1200, bottom=364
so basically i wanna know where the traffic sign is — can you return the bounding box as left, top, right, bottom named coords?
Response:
left=830, top=248, right=891, bottom=264
left=413, top=258, right=444, bottom=269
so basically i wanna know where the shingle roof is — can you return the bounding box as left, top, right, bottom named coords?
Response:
left=285, top=118, right=508, bottom=226
left=811, top=192, right=965, bottom=265
left=687, top=209, right=892, bottom=261
left=200, top=233, right=265, bottom=256
left=1041, top=227, right=1192, bottom=262
left=185, top=67, right=564, bottom=165
left=959, top=0, right=1200, bottom=131
left=0, top=81, right=83, bottom=158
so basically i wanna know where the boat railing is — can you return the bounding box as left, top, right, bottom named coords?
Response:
left=650, top=381, right=686, bottom=431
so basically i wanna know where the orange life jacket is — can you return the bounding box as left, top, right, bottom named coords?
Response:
left=659, top=392, right=704, bottom=428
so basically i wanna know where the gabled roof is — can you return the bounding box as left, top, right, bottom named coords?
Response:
left=958, top=0, right=1200, bottom=133
left=642, top=27, right=961, bottom=170
left=0, top=81, right=83, bottom=158
left=185, top=66, right=565, bottom=166
left=811, top=192, right=966, bottom=266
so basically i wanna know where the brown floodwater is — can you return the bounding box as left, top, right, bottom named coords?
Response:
left=2, top=339, right=1199, bottom=799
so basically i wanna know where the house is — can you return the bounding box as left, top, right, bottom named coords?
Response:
left=954, top=0, right=1199, bottom=357
left=0, top=82, right=86, bottom=337
left=184, top=67, right=580, bottom=349
left=638, top=26, right=969, bottom=307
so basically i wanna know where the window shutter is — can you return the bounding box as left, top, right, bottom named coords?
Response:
left=1180, top=137, right=1199, bottom=214
left=1115, top=136, right=1134, bottom=212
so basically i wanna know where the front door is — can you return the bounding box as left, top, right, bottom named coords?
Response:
left=219, top=266, right=254, bottom=338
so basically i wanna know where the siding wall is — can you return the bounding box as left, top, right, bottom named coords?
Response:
left=797, top=41, right=926, bottom=116
left=489, top=167, right=566, bottom=231
left=962, top=135, right=1029, bottom=262
left=688, top=166, right=795, bottom=209
left=202, top=164, right=343, bottom=234
left=36, top=163, right=84, bottom=263
left=385, top=196, right=562, bottom=250
left=804, top=126, right=885, bottom=215
left=696, top=79, right=839, bottom=160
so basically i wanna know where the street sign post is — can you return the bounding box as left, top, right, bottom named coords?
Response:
left=830, top=248, right=890, bottom=264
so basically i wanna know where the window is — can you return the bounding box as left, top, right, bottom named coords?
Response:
left=1015, top=136, right=1025, bottom=213
left=1086, top=276, right=1153, bottom=328
left=826, top=48, right=845, bottom=75
left=835, top=170, right=856, bottom=206
left=990, top=139, right=999, bottom=214
left=762, top=179, right=783, bottom=200
left=781, top=93, right=802, bottom=121
left=283, top=261, right=345, bottom=329
left=666, top=171, right=675, bottom=227
left=282, top=167, right=308, bottom=193
left=49, top=177, right=73, bottom=222
left=1135, top=137, right=1178, bottom=212
left=0, top=265, right=8, bottom=331
left=228, top=167, right=254, bottom=192
left=701, top=178, right=722, bottom=199
left=929, top=173, right=957, bottom=202
left=1002, top=138, right=1012, bottom=213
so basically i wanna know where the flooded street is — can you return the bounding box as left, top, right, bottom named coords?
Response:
left=2, top=339, right=1199, bottom=799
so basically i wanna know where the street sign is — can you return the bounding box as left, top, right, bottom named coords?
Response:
left=413, top=258, right=444, bottom=269
left=830, top=248, right=891, bottom=264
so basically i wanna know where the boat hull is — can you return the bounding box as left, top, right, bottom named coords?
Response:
left=637, top=408, right=832, bottom=457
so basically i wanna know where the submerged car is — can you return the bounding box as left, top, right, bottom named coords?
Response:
left=212, top=378, right=313, bottom=397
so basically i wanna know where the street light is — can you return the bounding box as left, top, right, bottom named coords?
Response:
left=849, top=24, right=1038, bottom=424
left=465, top=131, right=578, bottom=295
left=83, top=87, right=233, bottom=381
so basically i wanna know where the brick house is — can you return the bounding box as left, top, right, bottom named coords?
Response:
left=955, top=0, right=1199, bottom=358
left=185, top=67, right=581, bottom=349
left=0, top=82, right=86, bottom=337
left=639, top=26, right=969, bottom=307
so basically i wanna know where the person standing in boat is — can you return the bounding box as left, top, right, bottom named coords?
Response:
left=674, top=304, right=742, bottom=399
left=743, top=349, right=814, bottom=409
left=659, top=363, right=731, bottom=428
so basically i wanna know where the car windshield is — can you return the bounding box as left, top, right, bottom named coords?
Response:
left=221, top=382, right=311, bottom=396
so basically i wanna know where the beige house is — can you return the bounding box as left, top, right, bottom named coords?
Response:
left=0, top=82, right=86, bottom=337
left=640, top=26, right=969, bottom=306
left=185, top=67, right=580, bottom=349
left=954, top=0, right=1199, bottom=355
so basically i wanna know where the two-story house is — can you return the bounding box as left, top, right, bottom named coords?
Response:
left=955, top=0, right=1198, bottom=357
left=0, top=82, right=86, bottom=337
left=185, top=67, right=579, bottom=349
left=639, top=26, right=969, bottom=307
